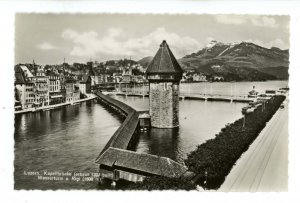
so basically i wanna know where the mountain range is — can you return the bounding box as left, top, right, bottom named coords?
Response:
left=138, top=40, right=289, bottom=81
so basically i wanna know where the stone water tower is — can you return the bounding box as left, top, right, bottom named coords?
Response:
left=146, top=40, right=183, bottom=128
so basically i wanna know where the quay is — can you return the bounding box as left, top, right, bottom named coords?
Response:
left=14, top=94, right=97, bottom=114
left=94, top=91, right=190, bottom=185
left=220, top=97, right=289, bottom=192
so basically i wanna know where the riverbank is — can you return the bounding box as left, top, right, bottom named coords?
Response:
left=14, top=94, right=97, bottom=115
left=220, top=97, right=289, bottom=192
left=127, top=95, right=286, bottom=190
left=185, top=95, right=286, bottom=190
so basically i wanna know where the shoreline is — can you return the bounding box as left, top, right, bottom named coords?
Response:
left=14, top=94, right=97, bottom=115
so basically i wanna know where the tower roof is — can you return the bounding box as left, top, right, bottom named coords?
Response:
left=146, top=40, right=183, bottom=75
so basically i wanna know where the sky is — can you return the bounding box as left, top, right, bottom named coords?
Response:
left=15, top=13, right=290, bottom=65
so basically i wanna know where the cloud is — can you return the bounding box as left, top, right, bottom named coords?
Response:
left=215, top=15, right=247, bottom=25
left=245, top=38, right=286, bottom=49
left=36, top=42, right=58, bottom=50
left=215, top=15, right=279, bottom=28
left=250, top=16, right=279, bottom=28
left=61, top=27, right=201, bottom=58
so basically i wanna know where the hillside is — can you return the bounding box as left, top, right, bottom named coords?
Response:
left=179, top=40, right=289, bottom=81
left=138, top=56, right=153, bottom=68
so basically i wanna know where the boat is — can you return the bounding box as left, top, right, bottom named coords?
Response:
left=42, top=107, right=55, bottom=111
left=246, top=107, right=255, bottom=113
left=242, top=106, right=250, bottom=114
left=248, top=85, right=259, bottom=98
left=242, top=106, right=255, bottom=114
left=248, top=89, right=259, bottom=98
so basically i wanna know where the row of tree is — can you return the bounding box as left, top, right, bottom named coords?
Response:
left=127, top=95, right=286, bottom=190
left=185, top=95, right=285, bottom=189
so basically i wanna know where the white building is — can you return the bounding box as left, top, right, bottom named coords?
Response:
left=32, top=69, right=50, bottom=107
left=15, top=66, right=35, bottom=109
left=15, top=65, right=35, bottom=109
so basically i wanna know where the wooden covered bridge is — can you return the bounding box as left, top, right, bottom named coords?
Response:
left=95, top=91, right=189, bottom=184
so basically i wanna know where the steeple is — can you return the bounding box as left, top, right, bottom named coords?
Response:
left=88, top=63, right=96, bottom=76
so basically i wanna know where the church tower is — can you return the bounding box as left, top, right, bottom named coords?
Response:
left=146, top=40, right=183, bottom=128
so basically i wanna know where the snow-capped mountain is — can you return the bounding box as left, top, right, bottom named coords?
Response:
left=180, top=40, right=289, bottom=81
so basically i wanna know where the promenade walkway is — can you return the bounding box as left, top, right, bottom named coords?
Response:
left=15, top=94, right=97, bottom=114
left=220, top=98, right=288, bottom=192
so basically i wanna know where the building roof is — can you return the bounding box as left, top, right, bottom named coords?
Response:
left=146, top=40, right=183, bottom=75
left=81, top=74, right=91, bottom=83
left=95, top=91, right=139, bottom=154
left=15, top=65, right=33, bottom=84
left=20, top=65, right=34, bottom=77
left=96, top=147, right=188, bottom=178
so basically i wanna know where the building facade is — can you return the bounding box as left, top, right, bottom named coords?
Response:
left=14, top=65, right=35, bottom=109
left=146, top=40, right=183, bottom=128
left=32, top=69, right=49, bottom=107
left=65, top=77, right=80, bottom=103
left=79, top=75, right=92, bottom=95
left=49, top=73, right=63, bottom=104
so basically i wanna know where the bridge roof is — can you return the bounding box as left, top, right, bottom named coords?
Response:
left=146, top=40, right=183, bottom=75
left=95, top=92, right=139, bottom=156
left=96, top=147, right=188, bottom=178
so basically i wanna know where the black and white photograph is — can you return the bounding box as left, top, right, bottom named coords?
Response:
left=13, top=12, right=289, bottom=191
left=1, top=0, right=300, bottom=202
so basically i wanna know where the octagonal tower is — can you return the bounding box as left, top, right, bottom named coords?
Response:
left=146, top=40, right=183, bottom=128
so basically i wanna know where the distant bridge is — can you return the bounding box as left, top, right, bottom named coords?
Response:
left=101, top=91, right=254, bottom=103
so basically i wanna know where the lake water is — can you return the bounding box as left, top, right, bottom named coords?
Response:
left=14, top=81, right=288, bottom=189
left=114, top=95, right=246, bottom=163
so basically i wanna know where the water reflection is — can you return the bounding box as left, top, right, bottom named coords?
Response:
left=14, top=101, right=122, bottom=190
left=137, top=127, right=183, bottom=163
left=114, top=96, right=247, bottom=162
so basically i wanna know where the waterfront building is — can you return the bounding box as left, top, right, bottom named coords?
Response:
left=32, top=68, right=49, bottom=107
left=79, top=75, right=92, bottom=95
left=146, top=40, right=183, bottom=128
left=122, top=65, right=133, bottom=83
left=97, top=74, right=111, bottom=84
left=14, top=65, right=35, bottom=109
left=183, top=71, right=207, bottom=82
left=65, top=77, right=80, bottom=103
left=213, top=75, right=224, bottom=81
left=88, top=64, right=97, bottom=86
left=48, top=72, right=63, bottom=105
left=59, top=71, right=67, bottom=103
left=193, top=73, right=207, bottom=82
left=113, top=73, right=122, bottom=83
